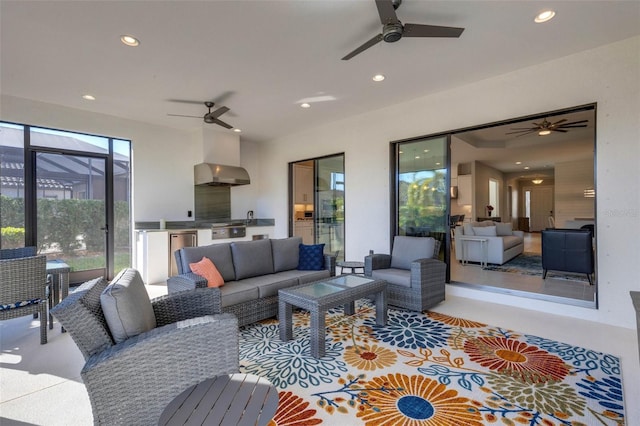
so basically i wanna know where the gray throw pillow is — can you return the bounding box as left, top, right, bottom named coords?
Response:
left=100, top=268, right=157, bottom=344
left=271, top=237, right=302, bottom=272
left=496, top=222, right=513, bottom=236
left=473, top=226, right=497, bottom=237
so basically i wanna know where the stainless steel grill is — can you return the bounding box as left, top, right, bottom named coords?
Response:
left=211, top=223, right=246, bottom=240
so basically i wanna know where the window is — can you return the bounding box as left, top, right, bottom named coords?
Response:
left=489, top=178, right=499, bottom=216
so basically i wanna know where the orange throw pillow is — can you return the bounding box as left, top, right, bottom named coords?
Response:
left=189, top=257, right=224, bottom=288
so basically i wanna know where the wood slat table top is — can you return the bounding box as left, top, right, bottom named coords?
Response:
left=159, top=374, right=278, bottom=426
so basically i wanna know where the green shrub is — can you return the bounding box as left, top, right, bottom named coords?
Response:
left=0, top=226, right=25, bottom=248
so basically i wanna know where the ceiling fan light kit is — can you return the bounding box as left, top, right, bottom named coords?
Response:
left=506, top=118, right=588, bottom=137
left=342, top=0, right=465, bottom=60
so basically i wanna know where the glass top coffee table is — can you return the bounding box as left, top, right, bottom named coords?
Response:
left=278, top=275, right=387, bottom=358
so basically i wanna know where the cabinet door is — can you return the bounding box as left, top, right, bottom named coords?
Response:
left=294, top=165, right=313, bottom=203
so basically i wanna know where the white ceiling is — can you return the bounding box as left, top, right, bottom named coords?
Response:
left=1, top=0, right=638, bottom=152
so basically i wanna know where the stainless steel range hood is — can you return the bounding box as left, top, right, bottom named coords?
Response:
left=194, top=163, right=250, bottom=186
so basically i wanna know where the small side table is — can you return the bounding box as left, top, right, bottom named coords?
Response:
left=458, top=236, right=489, bottom=269
left=46, top=260, right=71, bottom=331
left=336, top=260, right=365, bottom=274
left=159, top=373, right=279, bottom=426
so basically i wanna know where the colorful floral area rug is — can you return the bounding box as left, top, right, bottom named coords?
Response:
left=239, top=300, right=625, bottom=425
left=483, top=252, right=591, bottom=283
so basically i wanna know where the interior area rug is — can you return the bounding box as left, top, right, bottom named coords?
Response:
left=239, top=299, right=624, bottom=425
left=483, top=252, right=591, bottom=283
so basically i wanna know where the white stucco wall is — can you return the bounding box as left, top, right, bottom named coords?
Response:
left=1, top=36, right=638, bottom=328
left=255, top=36, right=640, bottom=329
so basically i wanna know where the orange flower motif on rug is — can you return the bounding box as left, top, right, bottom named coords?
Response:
left=356, top=373, right=483, bottom=425
left=344, top=343, right=396, bottom=370
left=464, top=336, right=570, bottom=383
left=269, top=391, right=322, bottom=426
left=427, top=311, right=486, bottom=328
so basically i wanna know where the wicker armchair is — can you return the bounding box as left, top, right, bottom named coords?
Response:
left=0, top=253, right=48, bottom=344
left=51, top=277, right=239, bottom=425
left=365, top=236, right=446, bottom=312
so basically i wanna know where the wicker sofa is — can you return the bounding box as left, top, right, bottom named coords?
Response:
left=167, top=237, right=336, bottom=326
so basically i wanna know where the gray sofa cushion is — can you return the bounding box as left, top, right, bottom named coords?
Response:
left=271, top=237, right=302, bottom=272
left=180, top=243, right=236, bottom=282
left=231, top=239, right=274, bottom=280
left=502, top=235, right=523, bottom=250
left=100, top=268, right=157, bottom=344
left=218, top=281, right=260, bottom=308
left=390, top=236, right=435, bottom=270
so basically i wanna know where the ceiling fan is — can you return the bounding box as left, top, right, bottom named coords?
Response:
left=506, top=118, right=589, bottom=137
left=342, top=0, right=465, bottom=60
left=167, top=101, right=233, bottom=129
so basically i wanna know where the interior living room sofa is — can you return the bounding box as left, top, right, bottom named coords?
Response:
left=51, top=268, right=239, bottom=425
left=364, top=236, right=446, bottom=312
left=167, top=237, right=336, bottom=326
left=454, top=220, right=524, bottom=265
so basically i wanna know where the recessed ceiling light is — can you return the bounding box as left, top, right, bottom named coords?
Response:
left=524, top=166, right=530, bottom=170
left=423, top=149, right=429, bottom=153
left=82, top=94, right=96, bottom=101
left=233, top=128, right=241, bottom=133
left=534, top=10, right=555, bottom=23
left=372, top=74, right=385, bottom=82
left=120, top=35, right=140, bottom=47
left=300, top=103, right=311, bottom=108
left=515, top=161, right=522, bottom=165
left=415, top=156, right=420, bottom=159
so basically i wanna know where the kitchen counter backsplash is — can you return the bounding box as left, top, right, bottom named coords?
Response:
left=135, top=218, right=275, bottom=230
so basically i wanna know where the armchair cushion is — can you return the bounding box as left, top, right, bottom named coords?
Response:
left=390, top=236, right=435, bottom=270
left=298, top=243, right=325, bottom=270
left=101, top=268, right=157, bottom=344
left=189, top=257, right=224, bottom=288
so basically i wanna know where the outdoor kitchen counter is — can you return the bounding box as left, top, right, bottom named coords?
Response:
left=134, top=222, right=274, bottom=285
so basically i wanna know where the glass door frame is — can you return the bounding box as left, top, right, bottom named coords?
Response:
left=391, top=135, right=452, bottom=281
left=25, top=130, right=118, bottom=282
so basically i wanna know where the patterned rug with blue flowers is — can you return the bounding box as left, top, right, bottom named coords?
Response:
left=239, top=299, right=625, bottom=425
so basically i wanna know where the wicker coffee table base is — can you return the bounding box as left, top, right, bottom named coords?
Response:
left=279, top=277, right=387, bottom=358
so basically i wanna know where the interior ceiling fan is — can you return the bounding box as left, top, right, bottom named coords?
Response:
left=342, top=0, right=465, bottom=60
left=167, top=101, right=233, bottom=129
left=506, top=118, right=589, bottom=137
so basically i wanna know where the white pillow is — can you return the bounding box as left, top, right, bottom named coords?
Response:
left=496, top=222, right=513, bottom=236
left=473, top=226, right=497, bottom=237
left=463, top=223, right=475, bottom=235
left=101, top=268, right=157, bottom=343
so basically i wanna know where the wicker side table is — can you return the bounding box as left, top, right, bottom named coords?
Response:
left=336, top=260, right=365, bottom=274
left=279, top=275, right=387, bottom=358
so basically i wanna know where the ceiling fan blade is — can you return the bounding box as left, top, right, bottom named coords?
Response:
left=551, top=118, right=568, bottom=126
left=342, top=33, right=384, bottom=60
left=552, top=129, right=569, bottom=133
left=505, top=129, right=535, bottom=135
left=376, top=0, right=399, bottom=25
left=167, top=99, right=207, bottom=105
left=513, top=130, right=539, bottom=137
left=403, top=23, right=465, bottom=38
left=558, top=120, right=589, bottom=126
left=558, top=124, right=588, bottom=129
left=211, top=118, right=233, bottom=129
left=167, top=113, right=201, bottom=118
left=209, top=106, right=230, bottom=119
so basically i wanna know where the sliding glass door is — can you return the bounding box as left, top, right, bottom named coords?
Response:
left=290, top=153, right=345, bottom=261
left=393, top=136, right=449, bottom=262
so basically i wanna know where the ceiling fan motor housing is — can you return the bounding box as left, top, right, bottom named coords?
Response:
left=383, top=22, right=403, bottom=42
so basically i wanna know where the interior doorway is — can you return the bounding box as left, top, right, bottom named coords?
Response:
left=290, top=154, right=345, bottom=260
left=525, top=185, right=554, bottom=232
